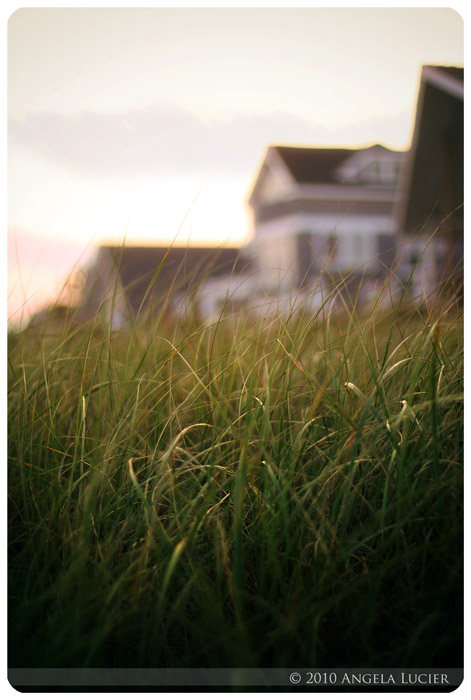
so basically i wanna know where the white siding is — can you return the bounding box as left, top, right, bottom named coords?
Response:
left=253, top=211, right=396, bottom=285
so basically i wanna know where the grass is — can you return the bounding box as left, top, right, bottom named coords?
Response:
left=8, top=268, right=463, bottom=673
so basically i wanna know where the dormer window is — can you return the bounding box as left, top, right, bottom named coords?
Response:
left=335, top=147, right=403, bottom=186
left=356, top=159, right=399, bottom=185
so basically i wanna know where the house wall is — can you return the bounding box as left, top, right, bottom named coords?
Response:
left=251, top=209, right=397, bottom=291
left=394, top=235, right=447, bottom=302
left=394, top=68, right=463, bottom=297
left=78, top=248, right=130, bottom=328
left=255, top=161, right=295, bottom=204
left=193, top=275, right=257, bottom=321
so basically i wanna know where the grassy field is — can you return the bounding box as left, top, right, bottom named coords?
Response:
left=8, top=280, right=463, bottom=673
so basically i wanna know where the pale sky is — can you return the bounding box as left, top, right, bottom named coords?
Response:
left=7, top=6, right=464, bottom=321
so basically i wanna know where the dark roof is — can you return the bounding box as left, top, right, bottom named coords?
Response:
left=104, top=245, right=252, bottom=312
left=396, top=65, right=463, bottom=233
left=425, top=65, right=463, bottom=83
left=273, top=144, right=397, bottom=184
left=274, top=146, right=355, bottom=184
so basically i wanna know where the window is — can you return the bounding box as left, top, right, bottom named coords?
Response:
left=353, top=234, right=364, bottom=263
left=409, top=249, right=420, bottom=266
left=327, top=233, right=338, bottom=259
left=377, top=234, right=396, bottom=269
left=357, top=159, right=400, bottom=185
left=296, top=232, right=317, bottom=286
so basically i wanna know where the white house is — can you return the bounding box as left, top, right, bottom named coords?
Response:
left=76, top=66, right=463, bottom=328
left=78, top=245, right=255, bottom=327
left=246, top=143, right=404, bottom=310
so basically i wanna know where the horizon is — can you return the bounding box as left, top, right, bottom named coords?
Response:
left=7, top=7, right=464, bottom=321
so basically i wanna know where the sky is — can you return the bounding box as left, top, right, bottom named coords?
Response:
left=7, top=5, right=464, bottom=322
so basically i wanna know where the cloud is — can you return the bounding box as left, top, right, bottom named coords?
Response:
left=9, top=103, right=335, bottom=178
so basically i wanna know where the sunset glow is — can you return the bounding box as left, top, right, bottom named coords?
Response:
left=8, top=7, right=464, bottom=321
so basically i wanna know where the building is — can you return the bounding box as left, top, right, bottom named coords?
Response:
left=246, top=143, right=404, bottom=310
left=76, top=64, right=463, bottom=327
left=79, top=245, right=254, bottom=327
left=394, top=65, right=464, bottom=300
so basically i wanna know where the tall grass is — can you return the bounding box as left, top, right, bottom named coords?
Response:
left=8, top=271, right=463, bottom=671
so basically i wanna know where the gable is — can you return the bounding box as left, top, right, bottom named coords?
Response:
left=249, top=145, right=403, bottom=208
left=335, top=145, right=403, bottom=185
left=248, top=146, right=295, bottom=206
left=254, top=162, right=293, bottom=205
left=275, top=146, right=353, bottom=184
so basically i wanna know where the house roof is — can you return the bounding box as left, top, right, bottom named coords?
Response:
left=274, top=143, right=401, bottom=184
left=396, top=65, right=463, bottom=234
left=433, top=66, right=464, bottom=81
left=103, top=245, right=252, bottom=313
left=274, top=146, right=355, bottom=184
left=248, top=143, right=402, bottom=206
